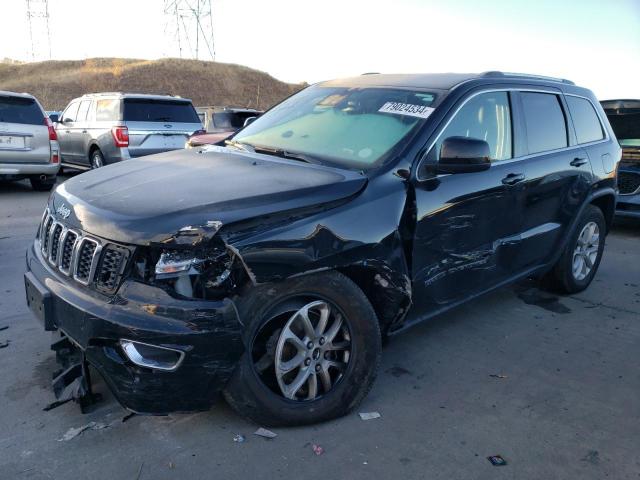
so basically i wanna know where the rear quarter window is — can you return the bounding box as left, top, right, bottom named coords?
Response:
left=96, top=99, right=121, bottom=121
left=520, top=92, right=568, bottom=154
left=0, top=96, right=44, bottom=125
left=566, top=96, right=605, bottom=144
left=123, top=99, right=200, bottom=123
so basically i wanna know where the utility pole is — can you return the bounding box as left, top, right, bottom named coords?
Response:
left=163, top=0, right=215, bottom=60
left=25, top=0, right=52, bottom=61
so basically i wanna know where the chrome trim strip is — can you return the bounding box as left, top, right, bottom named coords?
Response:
left=45, top=220, right=59, bottom=263
left=72, top=237, right=101, bottom=285
left=51, top=224, right=68, bottom=267
left=87, top=241, right=103, bottom=285
left=127, top=130, right=193, bottom=136
left=40, top=212, right=53, bottom=256
left=416, top=88, right=611, bottom=181
left=58, top=228, right=79, bottom=275
left=38, top=208, right=49, bottom=240
left=119, top=339, right=185, bottom=372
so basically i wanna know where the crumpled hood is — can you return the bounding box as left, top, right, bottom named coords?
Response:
left=51, top=147, right=367, bottom=245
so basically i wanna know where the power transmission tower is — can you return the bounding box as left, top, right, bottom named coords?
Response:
left=25, top=0, right=52, bottom=61
left=163, top=0, right=215, bottom=60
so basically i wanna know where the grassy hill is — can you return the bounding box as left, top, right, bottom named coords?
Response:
left=0, top=58, right=303, bottom=111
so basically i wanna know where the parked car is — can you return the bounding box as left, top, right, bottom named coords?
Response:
left=46, top=111, right=61, bottom=123
left=601, top=99, right=640, bottom=218
left=56, top=93, right=202, bottom=169
left=0, top=91, right=59, bottom=190
left=186, top=106, right=261, bottom=147
left=25, top=72, right=620, bottom=425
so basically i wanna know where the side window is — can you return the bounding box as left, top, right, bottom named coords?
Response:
left=566, top=96, right=604, bottom=144
left=520, top=92, right=567, bottom=154
left=96, top=99, right=120, bottom=121
left=62, top=102, right=80, bottom=123
left=76, top=100, right=91, bottom=122
left=434, top=91, right=512, bottom=161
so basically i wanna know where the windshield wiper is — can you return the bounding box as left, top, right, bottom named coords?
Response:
left=224, top=139, right=255, bottom=153
left=251, top=146, right=315, bottom=164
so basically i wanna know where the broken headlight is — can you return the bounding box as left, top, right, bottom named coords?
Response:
left=151, top=247, right=235, bottom=299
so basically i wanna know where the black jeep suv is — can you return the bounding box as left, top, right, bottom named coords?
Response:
left=601, top=99, right=640, bottom=218
left=25, top=72, right=620, bottom=425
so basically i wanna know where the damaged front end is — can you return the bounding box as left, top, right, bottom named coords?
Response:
left=128, top=222, right=255, bottom=303
left=25, top=224, right=246, bottom=414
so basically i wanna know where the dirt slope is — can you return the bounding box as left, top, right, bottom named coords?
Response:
left=0, top=58, right=303, bottom=110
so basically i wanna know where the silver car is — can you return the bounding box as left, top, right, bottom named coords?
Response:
left=56, top=93, right=203, bottom=169
left=0, top=91, right=60, bottom=191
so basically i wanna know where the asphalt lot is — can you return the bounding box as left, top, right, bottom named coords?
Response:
left=0, top=173, right=639, bottom=480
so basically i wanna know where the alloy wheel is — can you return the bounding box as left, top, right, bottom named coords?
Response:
left=253, top=299, right=352, bottom=401
left=91, top=152, right=104, bottom=168
left=572, top=221, right=600, bottom=281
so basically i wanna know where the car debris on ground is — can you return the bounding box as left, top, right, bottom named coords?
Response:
left=359, top=412, right=381, bottom=420
left=42, top=398, right=73, bottom=411
left=489, top=374, right=508, bottom=379
left=58, top=421, right=109, bottom=441
left=312, top=444, right=324, bottom=456
left=487, top=455, right=507, bottom=466
left=233, top=434, right=246, bottom=443
left=253, top=428, right=277, bottom=439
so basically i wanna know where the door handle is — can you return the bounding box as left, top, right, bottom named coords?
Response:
left=65, top=130, right=71, bottom=133
left=502, top=173, right=525, bottom=185
left=82, top=130, right=87, bottom=134
left=570, top=157, right=588, bottom=167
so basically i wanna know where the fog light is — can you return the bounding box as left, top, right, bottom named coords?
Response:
left=120, top=340, right=184, bottom=371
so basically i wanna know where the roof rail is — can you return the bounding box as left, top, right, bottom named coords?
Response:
left=81, top=92, right=124, bottom=97
left=361, top=72, right=380, bottom=75
left=481, top=71, right=575, bottom=85
left=81, top=92, right=184, bottom=99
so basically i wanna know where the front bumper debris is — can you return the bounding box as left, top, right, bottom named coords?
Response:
left=25, top=243, right=245, bottom=414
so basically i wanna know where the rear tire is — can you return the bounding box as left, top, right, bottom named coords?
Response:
left=541, top=205, right=606, bottom=294
left=224, top=270, right=381, bottom=426
left=90, top=149, right=105, bottom=169
left=29, top=176, right=55, bottom=191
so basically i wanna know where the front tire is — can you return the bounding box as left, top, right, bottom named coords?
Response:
left=542, top=205, right=606, bottom=294
left=224, top=270, right=381, bottom=426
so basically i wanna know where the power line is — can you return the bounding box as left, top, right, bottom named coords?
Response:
left=163, top=0, right=215, bottom=60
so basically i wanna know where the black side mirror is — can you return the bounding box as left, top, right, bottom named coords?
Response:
left=243, top=116, right=257, bottom=127
left=62, top=117, right=73, bottom=124
left=437, top=136, right=491, bottom=174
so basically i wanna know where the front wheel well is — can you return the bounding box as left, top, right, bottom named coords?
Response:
left=337, top=265, right=411, bottom=336
left=590, top=194, right=615, bottom=232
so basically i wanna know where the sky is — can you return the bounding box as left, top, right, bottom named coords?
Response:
left=2, top=0, right=639, bottom=99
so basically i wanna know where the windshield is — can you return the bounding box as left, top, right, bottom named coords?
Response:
left=234, top=85, right=436, bottom=169
left=606, top=112, right=640, bottom=147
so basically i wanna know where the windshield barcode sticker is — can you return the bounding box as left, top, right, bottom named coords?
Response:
left=378, top=102, right=435, bottom=119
